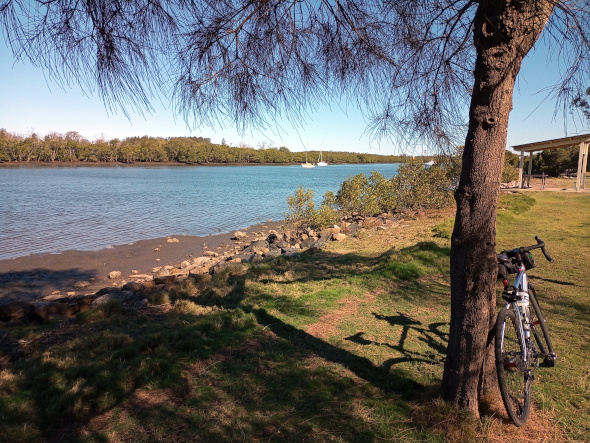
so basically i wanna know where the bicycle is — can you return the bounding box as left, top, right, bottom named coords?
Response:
left=495, top=236, right=557, bottom=426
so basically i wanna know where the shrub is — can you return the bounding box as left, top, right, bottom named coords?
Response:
left=285, top=187, right=340, bottom=230
left=286, top=187, right=316, bottom=227
left=335, top=171, right=395, bottom=216
left=393, top=159, right=454, bottom=211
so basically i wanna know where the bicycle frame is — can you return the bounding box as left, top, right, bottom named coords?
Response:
left=500, top=263, right=531, bottom=366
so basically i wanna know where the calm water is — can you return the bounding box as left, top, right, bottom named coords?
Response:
left=0, top=163, right=399, bottom=260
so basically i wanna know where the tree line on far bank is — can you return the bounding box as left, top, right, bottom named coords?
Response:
left=0, top=129, right=405, bottom=165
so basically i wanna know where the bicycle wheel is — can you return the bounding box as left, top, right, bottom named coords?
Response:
left=495, top=308, right=531, bottom=426
left=529, top=287, right=556, bottom=367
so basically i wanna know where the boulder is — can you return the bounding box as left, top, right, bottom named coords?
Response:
left=203, top=250, right=218, bottom=257
left=0, top=301, right=29, bottom=322
left=266, top=233, right=280, bottom=244
left=300, top=237, right=318, bottom=249
left=341, top=223, right=362, bottom=238
left=108, top=271, right=122, bottom=279
left=281, top=247, right=300, bottom=257
left=188, top=266, right=211, bottom=276
left=263, top=249, right=282, bottom=258
left=310, top=236, right=329, bottom=249
left=122, top=281, right=143, bottom=292
left=320, top=226, right=341, bottom=237
left=167, top=237, right=180, bottom=243
left=193, top=256, right=211, bottom=266
left=250, top=239, right=270, bottom=249
left=73, top=281, right=92, bottom=289
left=128, top=274, right=151, bottom=279
left=91, top=291, right=138, bottom=307
left=154, top=275, right=176, bottom=285
left=135, top=299, right=149, bottom=308
left=180, top=260, right=191, bottom=269
left=42, top=293, right=70, bottom=303
left=332, top=233, right=346, bottom=242
left=30, top=302, right=77, bottom=321
left=231, top=231, right=247, bottom=240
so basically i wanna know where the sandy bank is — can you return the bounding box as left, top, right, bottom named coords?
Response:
left=0, top=220, right=283, bottom=303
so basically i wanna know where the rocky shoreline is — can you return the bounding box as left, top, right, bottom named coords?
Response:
left=0, top=214, right=399, bottom=328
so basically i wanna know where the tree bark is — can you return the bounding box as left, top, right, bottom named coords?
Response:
left=442, top=0, right=554, bottom=416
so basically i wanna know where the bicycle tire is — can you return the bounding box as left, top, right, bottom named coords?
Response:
left=529, top=287, right=556, bottom=367
left=495, top=308, right=531, bottom=426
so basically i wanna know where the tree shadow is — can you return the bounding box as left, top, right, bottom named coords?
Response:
left=0, top=268, right=97, bottom=303
left=0, top=241, right=453, bottom=441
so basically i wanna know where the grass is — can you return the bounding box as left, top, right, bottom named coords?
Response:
left=1, top=192, right=589, bottom=441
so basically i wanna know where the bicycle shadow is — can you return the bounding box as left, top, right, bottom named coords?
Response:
left=345, top=312, right=449, bottom=368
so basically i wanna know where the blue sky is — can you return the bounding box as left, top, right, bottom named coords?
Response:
left=1, top=36, right=588, bottom=156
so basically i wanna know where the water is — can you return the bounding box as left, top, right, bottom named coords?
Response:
left=0, top=163, right=399, bottom=260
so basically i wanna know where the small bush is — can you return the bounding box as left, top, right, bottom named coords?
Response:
left=148, top=291, right=170, bottom=305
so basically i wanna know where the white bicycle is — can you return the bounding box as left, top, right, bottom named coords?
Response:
left=495, top=236, right=557, bottom=426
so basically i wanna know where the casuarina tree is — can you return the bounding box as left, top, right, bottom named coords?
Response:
left=2, top=0, right=589, bottom=417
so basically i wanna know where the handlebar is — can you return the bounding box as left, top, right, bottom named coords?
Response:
left=497, top=236, right=554, bottom=263
left=519, top=236, right=554, bottom=263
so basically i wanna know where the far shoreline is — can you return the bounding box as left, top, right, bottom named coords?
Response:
left=0, top=160, right=402, bottom=168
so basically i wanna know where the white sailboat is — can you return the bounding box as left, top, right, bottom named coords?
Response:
left=302, top=147, right=315, bottom=168
left=317, top=149, right=328, bottom=166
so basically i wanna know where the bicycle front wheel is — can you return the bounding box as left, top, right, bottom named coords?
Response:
left=495, top=308, right=531, bottom=426
left=529, top=287, right=556, bottom=367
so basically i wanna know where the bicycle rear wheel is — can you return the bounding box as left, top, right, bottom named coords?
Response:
left=495, top=308, right=531, bottom=426
left=529, top=287, right=556, bottom=367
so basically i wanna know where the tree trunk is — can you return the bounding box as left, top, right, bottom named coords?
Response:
left=442, top=0, right=554, bottom=416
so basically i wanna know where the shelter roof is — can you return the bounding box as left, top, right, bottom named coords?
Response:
left=512, top=133, right=590, bottom=152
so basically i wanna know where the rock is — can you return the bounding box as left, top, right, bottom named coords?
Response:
left=128, top=274, right=151, bottom=279
left=164, top=265, right=174, bottom=271
left=203, top=251, right=218, bottom=257
left=167, top=237, right=180, bottom=243
left=0, top=301, right=29, bottom=322
left=266, top=233, right=280, bottom=244
left=131, top=270, right=139, bottom=275
left=181, top=260, right=191, bottom=269
left=281, top=247, right=300, bottom=257
left=91, top=291, right=138, bottom=307
left=152, top=266, right=162, bottom=273
left=300, top=237, right=318, bottom=249
left=310, top=236, right=329, bottom=249
left=263, top=249, right=282, bottom=258
left=30, top=302, right=77, bottom=321
left=122, top=281, right=143, bottom=292
left=73, top=281, right=92, bottom=289
left=188, top=266, right=212, bottom=276
left=154, top=247, right=161, bottom=252
left=154, top=275, right=176, bottom=285
left=332, top=233, right=346, bottom=241
left=42, top=293, right=70, bottom=303
left=231, top=231, right=247, bottom=240
left=108, top=271, right=122, bottom=279
left=67, top=292, right=77, bottom=296
left=341, top=223, right=362, bottom=237
left=251, top=239, right=270, bottom=249
left=193, top=256, right=211, bottom=266
left=233, top=254, right=256, bottom=263
left=135, top=299, right=149, bottom=308
left=320, top=226, right=341, bottom=237
left=301, top=233, right=309, bottom=241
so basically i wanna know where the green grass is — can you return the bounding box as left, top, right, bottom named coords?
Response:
left=0, top=192, right=589, bottom=441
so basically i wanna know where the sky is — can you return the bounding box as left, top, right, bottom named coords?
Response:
left=1, top=35, right=588, bottom=156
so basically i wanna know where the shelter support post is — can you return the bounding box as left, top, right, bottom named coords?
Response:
left=518, top=151, right=525, bottom=188
left=527, top=151, right=533, bottom=187
left=576, top=142, right=589, bottom=191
